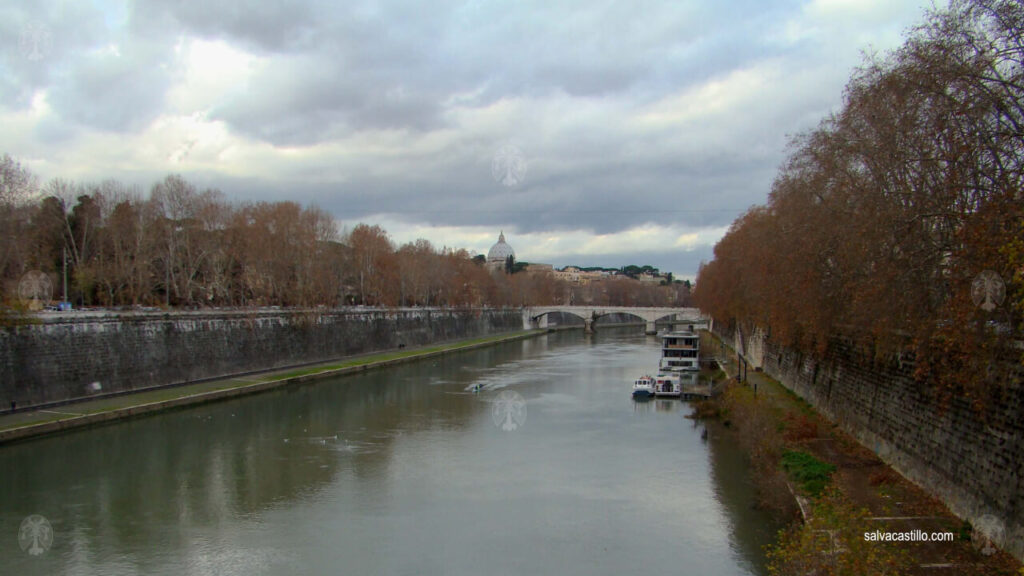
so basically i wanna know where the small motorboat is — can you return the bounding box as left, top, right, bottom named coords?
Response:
left=632, top=375, right=656, bottom=399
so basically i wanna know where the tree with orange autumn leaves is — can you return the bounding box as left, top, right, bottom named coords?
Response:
left=694, top=0, right=1023, bottom=399
left=0, top=164, right=688, bottom=311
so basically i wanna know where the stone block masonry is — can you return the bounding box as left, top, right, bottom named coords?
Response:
left=1, top=308, right=523, bottom=410
left=714, top=321, right=1024, bottom=562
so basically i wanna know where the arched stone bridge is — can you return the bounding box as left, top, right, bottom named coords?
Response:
left=523, top=306, right=707, bottom=334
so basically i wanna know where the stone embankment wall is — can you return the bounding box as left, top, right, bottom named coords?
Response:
left=1, top=308, right=523, bottom=410
left=713, top=321, right=1023, bottom=562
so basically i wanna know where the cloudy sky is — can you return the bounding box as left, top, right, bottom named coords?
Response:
left=2, top=0, right=931, bottom=280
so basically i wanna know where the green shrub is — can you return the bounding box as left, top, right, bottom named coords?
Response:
left=781, top=450, right=836, bottom=497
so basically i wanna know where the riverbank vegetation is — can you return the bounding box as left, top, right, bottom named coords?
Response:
left=780, top=450, right=836, bottom=499
left=696, top=331, right=1022, bottom=574
left=701, top=376, right=912, bottom=573
left=0, top=161, right=688, bottom=309
left=693, top=0, right=1024, bottom=395
left=767, top=488, right=914, bottom=576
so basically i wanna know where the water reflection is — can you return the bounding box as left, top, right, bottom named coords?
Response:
left=1, top=328, right=778, bottom=575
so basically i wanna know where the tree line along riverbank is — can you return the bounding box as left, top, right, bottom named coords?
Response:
left=0, top=161, right=689, bottom=312
left=693, top=0, right=1023, bottom=409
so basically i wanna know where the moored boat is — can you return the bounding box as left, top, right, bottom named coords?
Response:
left=632, top=375, right=656, bottom=398
left=659, top=330, right=700, bottom=372
left=654, top=372, right=681, bottom=397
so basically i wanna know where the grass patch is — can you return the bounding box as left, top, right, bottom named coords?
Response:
left=781, top=450, right=836, bottom=498
left=0, top=413, right=66, bottom=431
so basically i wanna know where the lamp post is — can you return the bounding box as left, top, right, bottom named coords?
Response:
left=62, top=246, right=68, bottom=305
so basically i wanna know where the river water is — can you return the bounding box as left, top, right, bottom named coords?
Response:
left=1, top=328, right=780, bottom=575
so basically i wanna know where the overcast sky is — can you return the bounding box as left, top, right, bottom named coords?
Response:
left=2, top=0, right=931, bottom=280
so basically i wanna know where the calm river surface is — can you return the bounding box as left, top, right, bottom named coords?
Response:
left=2, top=328, right=780, bottom=575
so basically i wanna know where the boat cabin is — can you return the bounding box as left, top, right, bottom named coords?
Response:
left=660, top=331, right=700, bottom=372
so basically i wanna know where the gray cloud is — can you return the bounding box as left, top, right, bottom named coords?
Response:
left=46, top=42, right=174, bottom=133
left=131, top=0, right=320, bottom=53
left=209, top=55, right=448, bottom=145
left=1, top=2, right=108, bottom=109
left=0, top=0, right=931, bottom=277
left=150, top=0, right=795, bottom=146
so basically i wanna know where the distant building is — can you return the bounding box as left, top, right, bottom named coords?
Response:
left=553, top=267, right=614, bottom=285
left=638, top=272, right=662, bottom=284
left=554, top=267, right=580, bottom=283
left=486, top=231, right=515, bottom=272
left=525, top=263, right=553, bottom=275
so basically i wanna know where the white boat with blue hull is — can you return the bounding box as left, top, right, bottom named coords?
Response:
left=632, top=375, right=656, bottom=398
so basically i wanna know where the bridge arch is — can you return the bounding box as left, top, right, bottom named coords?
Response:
left=529, top=309, right=590, bottom=326
left=522, top=306, right=706, bottom=334
left=592, top=310, right=646, bottom=323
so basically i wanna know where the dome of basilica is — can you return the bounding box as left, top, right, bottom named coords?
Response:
left=487, top=231, right=515, bottom=264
